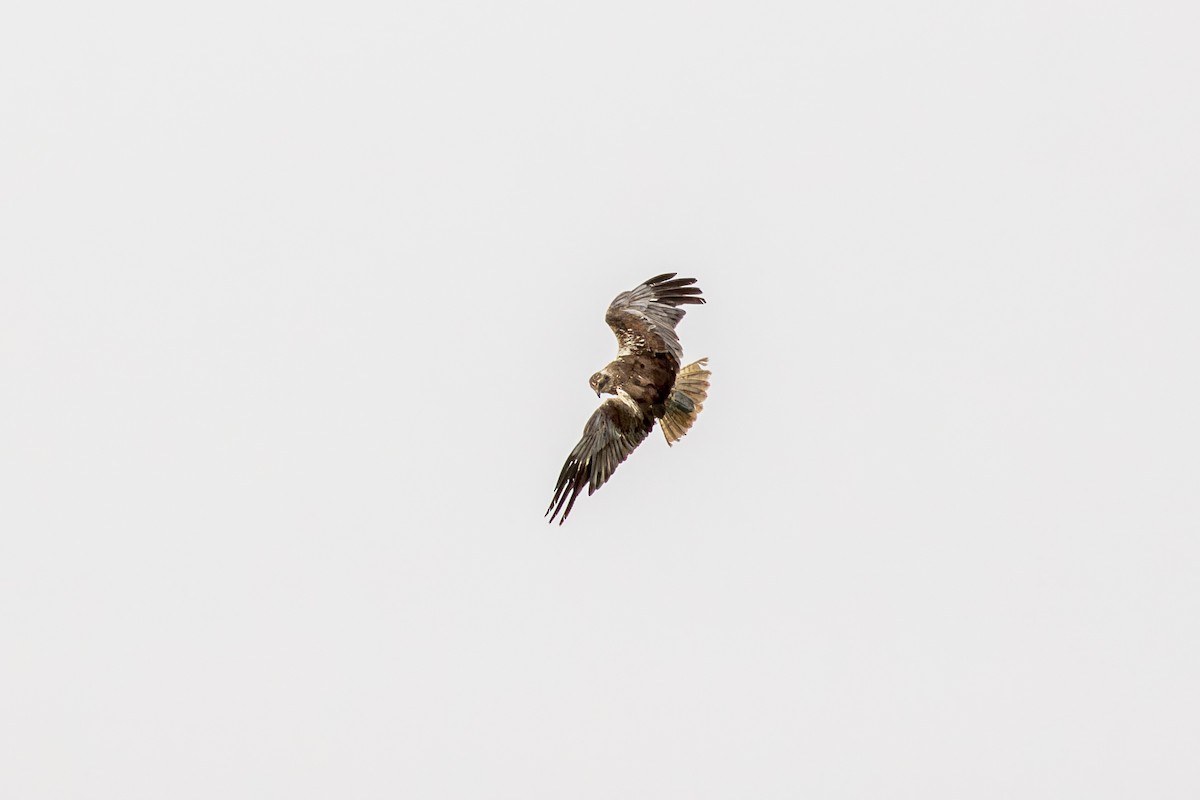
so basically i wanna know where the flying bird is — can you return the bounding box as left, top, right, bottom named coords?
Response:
left=546, top=273, right=710, bottom=524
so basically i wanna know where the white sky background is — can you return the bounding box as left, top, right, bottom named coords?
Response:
left=2, top=1, right=1198, bottom=797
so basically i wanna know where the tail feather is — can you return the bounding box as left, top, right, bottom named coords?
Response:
left=661, top=358, right=710, bottom=446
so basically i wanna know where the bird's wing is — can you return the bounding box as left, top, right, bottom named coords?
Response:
left=546, top=397, right=652, bottom=525
left=604, top=273, right=705, bottom=362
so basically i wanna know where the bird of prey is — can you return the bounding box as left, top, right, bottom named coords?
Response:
left=546, top=273, right=710, bottom=524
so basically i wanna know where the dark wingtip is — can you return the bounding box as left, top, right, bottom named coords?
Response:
left=648, top=277, right=705, bottom=307
left=546, top=463, right=585, bottom=524
left=644, top=272, right=678, bottom=285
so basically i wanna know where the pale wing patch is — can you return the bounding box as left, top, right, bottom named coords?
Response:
left=615, top=388, right=642, bottom=414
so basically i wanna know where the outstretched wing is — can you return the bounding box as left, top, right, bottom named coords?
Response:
left=546, top=398, right=652, bottom=525
left=605, top=273, right=705, bottom=362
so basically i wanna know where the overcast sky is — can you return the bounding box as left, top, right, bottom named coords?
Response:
left=3, top=2, right=1198, bottom=798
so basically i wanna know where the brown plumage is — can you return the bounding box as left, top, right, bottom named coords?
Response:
left=546, top=273, right=710, bottom=525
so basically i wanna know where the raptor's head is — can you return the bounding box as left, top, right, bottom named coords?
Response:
left=589, top=371, right=615, bottom=397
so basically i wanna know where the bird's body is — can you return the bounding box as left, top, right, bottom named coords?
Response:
left=547, top=273, right=710, bottom=524
left=596, top=353, right=677, bottom=412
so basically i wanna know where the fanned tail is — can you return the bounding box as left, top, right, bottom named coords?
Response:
left=660, top=358, right=710, bottom=446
